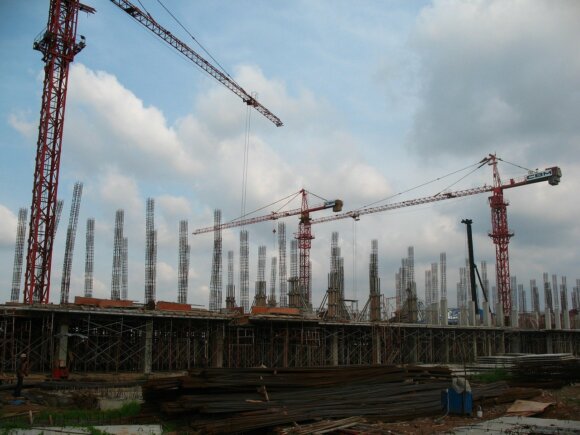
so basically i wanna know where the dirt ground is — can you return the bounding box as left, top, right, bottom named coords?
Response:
left=368, top=385, right=580, bottom=435
left=1, top=380, right=579, bottom=433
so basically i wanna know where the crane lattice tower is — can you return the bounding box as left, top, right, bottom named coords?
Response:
left=24, top=1, right=94, bottom=305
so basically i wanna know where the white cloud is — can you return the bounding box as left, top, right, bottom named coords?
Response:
left=8, top=111, right=35, bottom=139
left=0, top=205, right=17, bottom=248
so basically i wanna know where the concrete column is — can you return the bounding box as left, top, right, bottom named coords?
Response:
left=468, top=301, right=476, bottom=326
left=495, top=303, right=504, bottom=327
left=144, top=320, right=153, bottom=374
left=554, top=309, right=562, bottom=330
left=482, top=301, right=491, bottom=327
left=56, top=323, right=69, bottom=369
left=545, top=311, right=552, bottom=330
left=510, top=309, right=519, bottom=328
left=331, top=333, right=339, bottom=366
left=546, top=333, right=553, bottom=353
left=440, top=299, right=448, bottom=326
left=460, top=307, right=468, bottom=326
left=433, top=302, right=440, bottom=326
left=562, top=310, right=570, bottom=330
left=211, top=327, right=224, bottom=368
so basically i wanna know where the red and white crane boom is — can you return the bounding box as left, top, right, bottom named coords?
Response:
left=311, top=154, right=561, bottom=315
left=109, top=0, right=283, bottom=127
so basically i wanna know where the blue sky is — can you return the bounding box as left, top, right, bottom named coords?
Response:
left=1, top=0, right=578, bottom=311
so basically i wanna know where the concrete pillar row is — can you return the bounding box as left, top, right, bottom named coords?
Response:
left=440, top=299, right=448, bottom=326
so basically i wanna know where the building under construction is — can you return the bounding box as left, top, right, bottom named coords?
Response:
left=4, top=0, right=578, bottom=379
left=1, top=301, right=579, bottom=375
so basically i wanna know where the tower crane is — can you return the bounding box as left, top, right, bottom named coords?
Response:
left=24, top=0, right=282, bottom=304
left=193, top=156, right=560, bottom=314
left=193, top=189, right=344, bottom=308
left=24, top=1, right=95, bottom=304
left=310, top=154, right=561, bottom=315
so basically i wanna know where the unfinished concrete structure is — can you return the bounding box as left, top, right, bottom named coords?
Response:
left=1, top=303, right=579, bottom=374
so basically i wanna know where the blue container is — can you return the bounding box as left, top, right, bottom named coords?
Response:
left=441, top=388, right=473, bottom=416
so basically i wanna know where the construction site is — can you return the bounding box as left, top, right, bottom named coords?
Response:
left=2, top=0, right=580, bottom=434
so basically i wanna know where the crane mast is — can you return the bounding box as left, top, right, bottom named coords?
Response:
left=109, top=0, right=283, bottom=127
left=24, top=0, right=95, bottom=304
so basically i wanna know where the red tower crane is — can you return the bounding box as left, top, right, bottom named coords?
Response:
left=193, top=189, right=344, bottom=307
left=24, top=1, right=95, bottom=304
left=24, top=0, right=282, bottom=304
left=311, top=155, right=561, bottom=315
left=109, top=0, right=283, bottom=127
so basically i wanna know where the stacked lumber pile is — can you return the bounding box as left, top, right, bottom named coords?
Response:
left=143, top=365, right=451, bottom=433
left=511, top=353, right=580, bottom=388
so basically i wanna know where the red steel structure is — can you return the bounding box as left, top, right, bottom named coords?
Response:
left=24, top=1, right=95, bottom=304
left=25, top=0, right=282, bottom=305
left=311, top=154, right=561, bottom=315
left=193, top=190, right=343, bottom=308
left=194, top=159, right=560, bottom=313
left=488, top=155, right=514, bottom=312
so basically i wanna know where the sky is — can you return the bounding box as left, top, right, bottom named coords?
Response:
left=0, top=0, right=578, bottom=311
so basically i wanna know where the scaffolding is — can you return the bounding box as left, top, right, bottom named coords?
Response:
left=1, top=305, right=580, bottom=374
